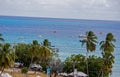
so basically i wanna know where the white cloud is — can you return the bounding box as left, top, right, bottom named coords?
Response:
left=0, top=0, right=120, bottom=20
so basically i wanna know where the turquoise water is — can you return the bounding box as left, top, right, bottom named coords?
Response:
left=0, top=16, right=120, bottom=77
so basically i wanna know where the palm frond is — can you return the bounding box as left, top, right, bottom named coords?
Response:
left=81, top=39, right=87, bottom=46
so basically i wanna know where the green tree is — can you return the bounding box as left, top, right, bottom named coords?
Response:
left=63, top=54, right=104, bottom=77
left=29, top=40, right=39, bottom=66
left=37, top=39, right=52, bottom=72
left=21, top=67, right=28, bottom=77
left=100, top=33, right=116, bottom=77
left=38, top=39, right=52, bottom=62
left=81, top=31, right=98, bottom=76
left=39, top=46, right=51, bottom=62
left=63, top=54, right=86, bottom=73
left=43, top=39, right=51, bottom=47
left=15, top=43, right=31, bottom=66
left=88, top=55, right=103, bottom=77
left=0, top=43, right=14, bottom=75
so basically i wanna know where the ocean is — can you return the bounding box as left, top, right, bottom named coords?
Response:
left=0, top=16, right=120, bottom=77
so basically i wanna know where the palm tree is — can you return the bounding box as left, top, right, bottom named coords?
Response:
left=39, top=39, right=51, bottom=61
left=100, top=33, right=116, bottom=53
left=0, top=43, right=14, bottom=75
left=81, top=31, right=98, bottom=77
left=37, top=39, right=51, bottom=74
left=100, top=33, right=116, bottom=77
left=29, top=40, right=39, bottom=67
left=39, top=46, right=51, bottom=61
left=43, top=39, right=51, bottom=47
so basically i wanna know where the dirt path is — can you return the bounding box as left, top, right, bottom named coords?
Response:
left=3, top=68, right=47, bottom=77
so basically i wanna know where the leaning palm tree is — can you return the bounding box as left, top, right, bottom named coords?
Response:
left=100, top=33, right=116, bottom=77
left=0, top=43, right=14, bottom=75
left=81, top=31, right=98, bottom=77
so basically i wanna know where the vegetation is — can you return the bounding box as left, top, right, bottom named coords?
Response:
left=29, top=40, right=39, bottom=68
left=88, top=56, right=103, bottom=77
left=15, top=43, right=31, bottom=66
left=100, top=33, right=116, bottom=77
left=63, top=54, right=104, bottom=77
left=0, top=31, right=116, bottom=77
left=63, top=54, right=86, bottom=73
left=21, top=67, right=28, bottom=74
left=81, top=31, right=98, bottom=76
left=21, top=67, right=28, bottom=77
left=0, top=43, right=14, bottom=75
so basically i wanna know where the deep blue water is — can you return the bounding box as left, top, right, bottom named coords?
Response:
left=0, top=16, right=120, bottom=77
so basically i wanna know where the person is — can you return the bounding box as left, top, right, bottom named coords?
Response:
left=47, top=67, right=51, bottom=77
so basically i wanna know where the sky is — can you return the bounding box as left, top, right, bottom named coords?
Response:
left=0, top=0, right=120, bottom=21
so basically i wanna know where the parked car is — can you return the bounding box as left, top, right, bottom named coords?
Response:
left=14, top=62, right=23, bottom=68
left=30, top=64, right=42, bottom=71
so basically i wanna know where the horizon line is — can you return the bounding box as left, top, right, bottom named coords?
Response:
left=0, top=15, right=119, bottom=22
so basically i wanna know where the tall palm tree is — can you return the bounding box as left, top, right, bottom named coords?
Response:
left=100, top=33, right=116, bottom=77
left=39, top=39, right=51, bottom=61
left=81, top=31, right=98, bottom=77
left=37, top=39, right=51, bottom=71
left=0, top=43, right=14, bottom=75
left=29, top=40, right=39, bottom=67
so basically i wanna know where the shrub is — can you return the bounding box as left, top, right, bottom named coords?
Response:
left=21, top=67, right=28, bottom=74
